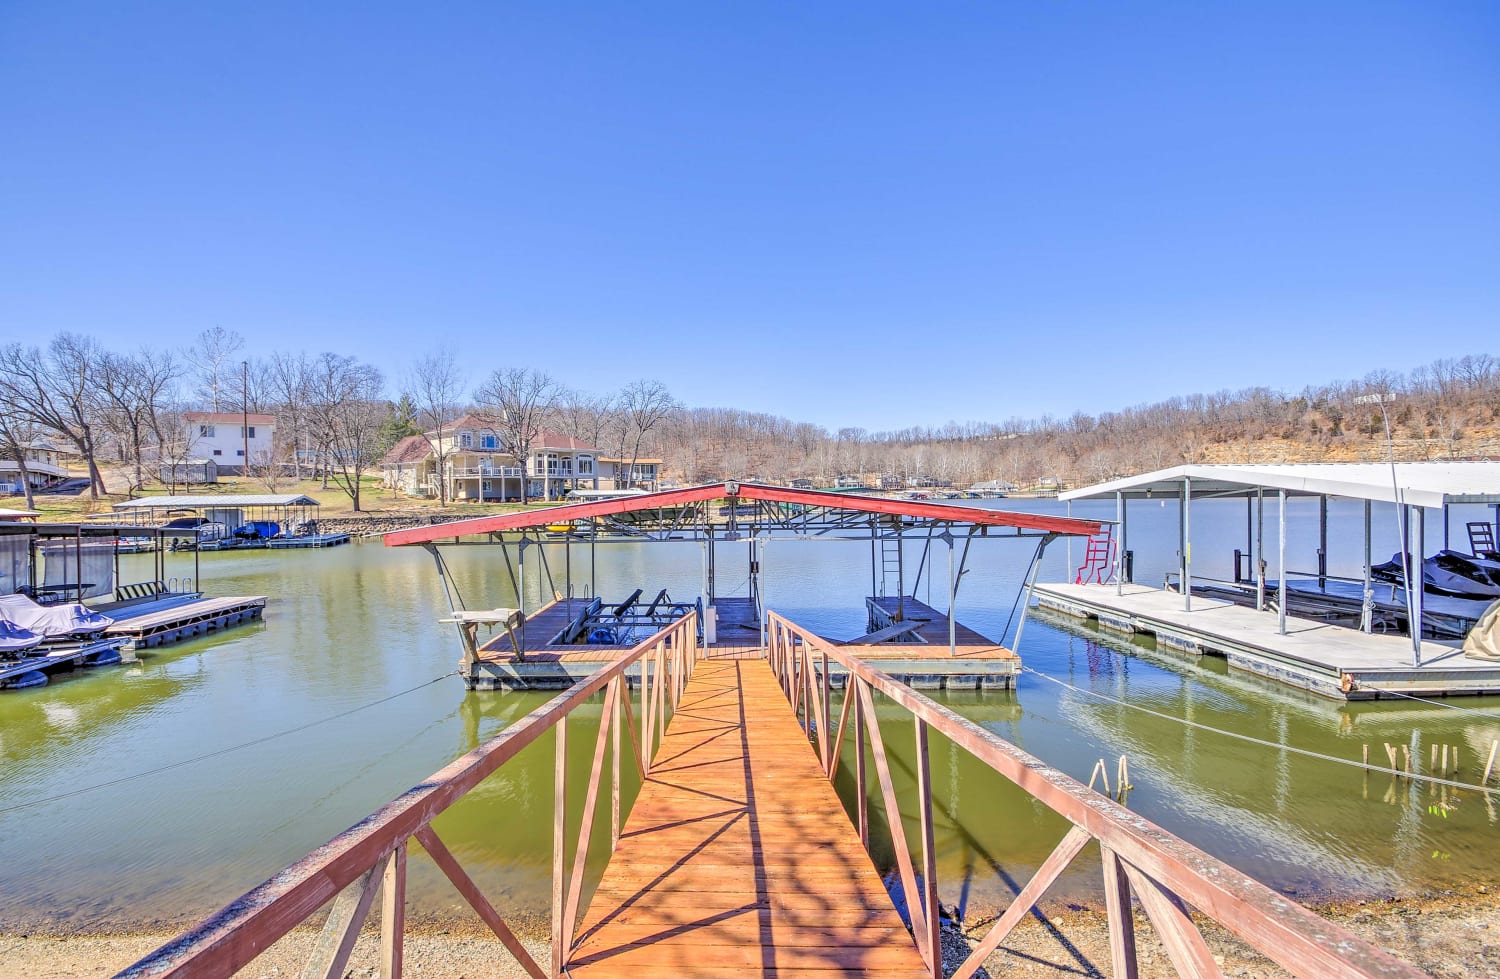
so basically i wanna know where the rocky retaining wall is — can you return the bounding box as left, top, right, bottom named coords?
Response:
left=314, top=514, right=473, bottom=537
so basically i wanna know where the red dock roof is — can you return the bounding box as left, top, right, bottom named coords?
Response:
left=383, top=482, right=1104, bottom=546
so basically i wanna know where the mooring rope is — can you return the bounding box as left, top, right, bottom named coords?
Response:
left=1020, top=665, right=1500, bottom=795
left=0, top=670, right=461, bottom=815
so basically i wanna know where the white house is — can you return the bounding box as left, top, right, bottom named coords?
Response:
left=182, top=412, right=276, bottom=476
left=0, top=437, right=71, bottom=494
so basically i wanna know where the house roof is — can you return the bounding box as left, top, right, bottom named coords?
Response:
left=111, top=494, right=321, bottom=510
left=434, top=415, right=599, bottom=454
left=537, top=430, right=599, bottom=452
left=1059, top=462, right=1500, bottom=509
left=440, top=413, right=493, bottom=433
left=382, top=435, right=434, bottom=466
left=185, top=412, right=276, bottom=425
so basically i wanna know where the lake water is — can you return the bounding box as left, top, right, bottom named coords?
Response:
left=1, top=496, right=1496, bottom=935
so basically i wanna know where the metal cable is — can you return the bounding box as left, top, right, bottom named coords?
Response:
left=0, top=671, right=461, bottom=815
left=1359, top=685, right=1500, bottom=720
left=1020, top=666, right=1500, bottom=795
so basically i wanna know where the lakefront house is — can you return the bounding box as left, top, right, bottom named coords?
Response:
left=181, top=412, right=276, bottom=476
left=381, top=415, right=660, bottom=502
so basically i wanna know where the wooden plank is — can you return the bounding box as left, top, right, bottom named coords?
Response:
left=569, top=659, right=927, bottom=978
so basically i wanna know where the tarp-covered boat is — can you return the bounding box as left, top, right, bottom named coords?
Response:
left=0, top=594, right=114, bottom=639
left=0, top=618, right=43, bottom=656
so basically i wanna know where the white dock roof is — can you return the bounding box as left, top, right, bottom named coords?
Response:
left=1060, top=462, right=1500, bottom=509
left=111, top=494, right=321, bottom=509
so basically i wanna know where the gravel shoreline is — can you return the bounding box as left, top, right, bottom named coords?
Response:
left=3, top=888, right=1494, bottom=978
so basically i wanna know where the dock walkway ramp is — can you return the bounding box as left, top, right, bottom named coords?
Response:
left=568, top=658, right=927, bottom=977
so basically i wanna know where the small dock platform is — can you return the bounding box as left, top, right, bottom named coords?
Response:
left=1033, top=582, right=1500, bottom=700
left=0, top=639, right=125, bottom=689
left=568, top=658, right=928, bottom=977
left=105, top=595, right=267, bottom=649
left=194, top=533, right=350, bottom=551
left=266, top=533, right=351, bottom=548
left=471, top=594, right=1018, bottom=690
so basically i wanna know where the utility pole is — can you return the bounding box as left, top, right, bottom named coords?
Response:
left=242, top=360, right=250, bottom=479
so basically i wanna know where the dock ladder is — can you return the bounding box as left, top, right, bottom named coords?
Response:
left=1074, top=525, right=1116, bottom=584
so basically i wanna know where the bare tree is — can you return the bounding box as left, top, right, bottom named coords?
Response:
left=474, top=368, right=559, bottom=502
left=0, top=335, right=110, bottom=498
left=554, top=386, right=612, bottom=451
left=616, top=379, right=679, bottom=488
left=184, top=325, right=244, bottom=411
left=267, top=351, right=316, bottom=480
left=248, top=446, right=289, bottom=492
left=308, top=354, right=385, bottom=511
left=99, top=347, right=182, bottom=496
left=407, top=351, right=466, bottom=504
left=0, top=395, right=41, bottom=509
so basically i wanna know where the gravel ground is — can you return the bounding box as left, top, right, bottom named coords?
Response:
left=3, top=889, right=1495, bottom=978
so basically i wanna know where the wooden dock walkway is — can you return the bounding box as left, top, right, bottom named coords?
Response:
left=568, top=658, right=928, bottom=977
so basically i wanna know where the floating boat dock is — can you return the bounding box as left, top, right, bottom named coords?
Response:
left=196, top=533, right=350, bottom=551
left=105, top=595, right=268, bottom=649
left=473, top=594, right=1018, bottom=691
left=0, top=639, right=125, bottom=689
left=1033, top=582, right=1500, bottom=700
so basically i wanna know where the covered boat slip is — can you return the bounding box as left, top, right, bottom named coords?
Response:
left=389, top=482, right=1081, bottom=691
left=1048, top=462, right=1500, bottom=699
left=108, top=493, right=349, bottom=549
left=0, top=521, right=269, bottom=688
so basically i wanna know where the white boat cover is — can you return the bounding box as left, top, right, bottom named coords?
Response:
left=0, top=595, right=114, bottom=638
left=1464, top=600, right=1500, bottom=661
left=0, top=618, right=43, bottom=654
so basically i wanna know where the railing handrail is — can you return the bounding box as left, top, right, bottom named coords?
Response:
left=765, top=610, right=1426, bottom=979
left=119, top=612, right=699, bottom=979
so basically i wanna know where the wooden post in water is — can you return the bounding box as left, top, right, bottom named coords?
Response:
left=1484, top=741, right=1499, bottom=784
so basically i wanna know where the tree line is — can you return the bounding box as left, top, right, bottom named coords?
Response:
left=2, top=328, right=1496, bottom=512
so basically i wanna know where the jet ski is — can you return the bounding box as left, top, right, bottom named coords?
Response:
left=1372, top=551, right=1500, bottom=600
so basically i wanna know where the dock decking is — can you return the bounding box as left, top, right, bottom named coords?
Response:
left=105, top=596, right=267, bottom=648
left=472, top=594, right=1020, bottom=690
left=1034, top=581, right=1500, bottom=699
left=568, top=658, right=928, bottom=977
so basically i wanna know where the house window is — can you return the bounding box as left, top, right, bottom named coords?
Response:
left=482, top=480, right=493, bottom=492
left=579, top=457, right=593, bottom=475
left=236, top=450, right=244, bottom=457
left=460, top=432, right=472, bottom=449
left=212, top=449, right=222, bottom=456
left=199, top=424, right=215, bottom=438
left=241, top=426, right=256, bottom=439
left=480, top=434, right=498, bottom=450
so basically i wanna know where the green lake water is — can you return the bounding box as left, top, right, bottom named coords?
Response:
left=0, top=497, right=1496, bottom=935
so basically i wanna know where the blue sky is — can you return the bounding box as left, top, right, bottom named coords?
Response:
left=2, top=2, right=1497, bottom=432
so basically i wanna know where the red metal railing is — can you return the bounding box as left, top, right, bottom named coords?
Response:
left=765, top=611, right=1426, bottom=979
left=115, top=613, right=699, bottom=979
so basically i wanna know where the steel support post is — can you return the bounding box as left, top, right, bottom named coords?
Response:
left=1278, top=489, right=1287, bottom=636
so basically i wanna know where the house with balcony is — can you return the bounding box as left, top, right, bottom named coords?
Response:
left=182, top=412, right=276, bottom=476
left=597, top=457, right=661, bottom=492
left=380, top=415, right=606, bottom=502
left=0, top=437, right=72, bottom=494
